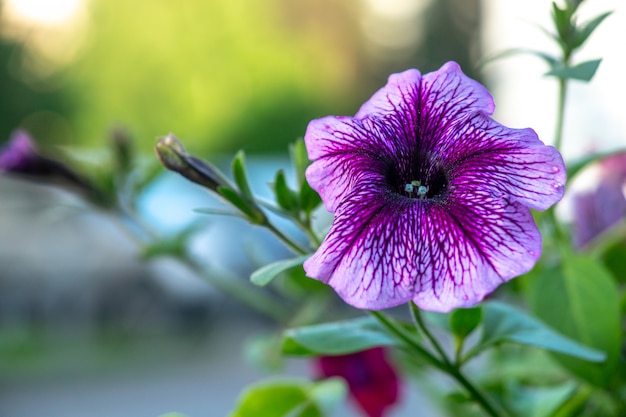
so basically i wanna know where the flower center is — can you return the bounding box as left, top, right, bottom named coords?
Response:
left=386, top=152, right=449, bottom=201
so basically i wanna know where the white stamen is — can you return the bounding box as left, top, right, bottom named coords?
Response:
left=405, top=183, right=414, bottom=193
left=417, top=185, right=428, bottom=198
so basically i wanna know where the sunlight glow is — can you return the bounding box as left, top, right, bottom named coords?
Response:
left=5, top=0, right=83, bottom=26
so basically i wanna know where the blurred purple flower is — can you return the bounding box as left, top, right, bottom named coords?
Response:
left=572, top=151, right=626, bottom=249
left=315, top=347, right=400, bottom=417
left=0, top=130, right=38, bottom=172
left=303, top=62, right=565, bottom=312
left=0, top=130, right=95, bottom=196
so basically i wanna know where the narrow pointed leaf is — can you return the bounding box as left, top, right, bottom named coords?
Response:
left=218, top=186, right=266, bottom=224
left=551, top=2, right=572, bottom=43
left=467, top=301, right=606, bottom=362
left=282, top=317, right=399, bottom=356
left=251, top=255, right=310, bottom=287
left=299, top=179, right=322, bottom=214
left=232, top=150, right=253, bottom=199
left=193, top=207, right=244, bottom=218
left=545, top=59, right=602, bottom=82
left=573, top=11, right=612, bottom=49
left=289, top=138, right=309, bottom=188
left=477, top=48, right=558, bottom=69
left=273, top=169, right=298, bottom=212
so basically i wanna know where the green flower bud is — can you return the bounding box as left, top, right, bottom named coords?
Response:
left=155, top=134, right=231, bottom=192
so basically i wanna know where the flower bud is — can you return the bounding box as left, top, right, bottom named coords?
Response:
left=155, top=133, right=231, bottom=192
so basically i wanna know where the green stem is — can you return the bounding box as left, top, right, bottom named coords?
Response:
left=116, top=206, right=290, bottom=322
left=369, top=311, right=446, bottom=371
left=410, top=302, right=453, bottom=368
left=553, top=77, right=568, bottom=153
left=300, top=217, right=322, bottom=249
left=448, top=367, right=506, bottom=417
left=181, top=256, right=290, bottom=322
left=264, top=221, right=309, bottom=255
left=546, top=65, right=571, bottom=246
left=408, top=305, right=506, bottom=417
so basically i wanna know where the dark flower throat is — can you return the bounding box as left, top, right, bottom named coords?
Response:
left=385, top=151, right=448, bottom=201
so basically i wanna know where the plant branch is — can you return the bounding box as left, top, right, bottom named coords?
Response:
left=369, top=310, right=446, bottom=372
left=410, top=302, right=453, bottom=368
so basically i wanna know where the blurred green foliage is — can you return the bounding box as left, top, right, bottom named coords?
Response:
left=0, top=0, right=481, bottom=155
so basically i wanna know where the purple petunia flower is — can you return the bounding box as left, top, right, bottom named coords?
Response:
left=0, top=130, right=38, bottom=172
left=572, top=151, right=626, bottom=249
left=303, top=62, right=565, bottom=312
left=0, top=130, right=96, bottom=198
left=314, top=347, right=401, bottom=417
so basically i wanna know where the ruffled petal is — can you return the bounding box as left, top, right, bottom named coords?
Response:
left=303, top=183, right=420, bottom=310
left=417, top=62, right=495, bottom=152
left=444, top=113, right=565, bottom=210
left=304, top=177, right=542, bottom=311
left=355, top=69, right=421, bottom=120
left=305, top=116, right=407, bottom=212
left=412, top=189, right=541, bottom=312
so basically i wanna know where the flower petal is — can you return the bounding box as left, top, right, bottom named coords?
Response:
left=446, top=113, right=566, bottom=210
left=303, top=183, right=420, bottom=310
left=417, top=62, right=495, bottom=152
left=304, top=178, right=542, bottom=311
left=305, top=116, right=403, bottom=212
left=315, top=347, right=401, bottom=417
left=355, top=69, right=422, bottom=120
left=0, top=130, right=36, bottom=171
left=412, top=190, right=541, bottom=312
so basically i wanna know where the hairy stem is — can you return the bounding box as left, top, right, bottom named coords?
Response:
left=376, top=306, right=507, bottom=417
left=410, top=302, right=453, bottom=367
left=553, top=77, right=568, bottom=153
left=369, top=310, right=446, bottom=372
left=264, top=221, right=309, bottom=255
left=116, top=207, right=290, bottom=321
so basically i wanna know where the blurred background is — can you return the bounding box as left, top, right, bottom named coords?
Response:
left=0, top=0, right=623, bottom=416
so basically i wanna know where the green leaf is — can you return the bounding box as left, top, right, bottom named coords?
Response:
left=282, top=316, right=398, bottom=356
left=551, top=2, right=572, bottom=43
left=273, top=169, right=298, bottom=212
left=232, top=150, right=254, bottom=199
left=299, top=179, right=322, bottom=214
left=449, top=306, right=482, bottom=340
left=193, top=208, right=243, bottom=218
left=228, top=379, right=320, bottom=417
left=565, top=0, right=583, bottom=14
left=467, top=301, right=606, bottom=363
left=545, top=59, right=602, bottom=82
left=505, top=381, right=577, bottom=417
left=243, top=332, right=284, bottom=372
left=477, top=48, right=558, bottom=69
left=308, top=378, right=347, bottom=414
left=527, top=255, right=621, bottom=386
left=218, top=186, right=266, bottom=224
left=600, top=240, right=626, bottom=284
left=289, top=138, right=309, bottom=188
left=573, top=11, right=612, bottom=49
left=250, top=255, right=310, bottom=287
